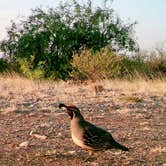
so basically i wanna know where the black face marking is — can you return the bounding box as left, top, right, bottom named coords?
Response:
left=67, top=107, right=80, bottom=119
left=59, top=104, right=83, bottom=120
left=67, top=109, right=74, bottom=119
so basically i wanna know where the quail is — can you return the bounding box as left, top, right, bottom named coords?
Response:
left=59, top=103, right=129, bottom=155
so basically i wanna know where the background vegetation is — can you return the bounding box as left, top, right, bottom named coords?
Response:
left=71, top=47, right=166, bottom=80
left=0, top=0, right=165, bottom=80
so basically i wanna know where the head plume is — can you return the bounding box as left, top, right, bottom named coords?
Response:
left=59, top=103, right=83, bottom=120
left=59, top=103, right=67, bottom=108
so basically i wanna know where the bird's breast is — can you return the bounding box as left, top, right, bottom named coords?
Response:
left=71, top=133, right=84, bottom=147
left=71, top=133, right=94, bottom=150
left=71, top=120, right=93, bottom=150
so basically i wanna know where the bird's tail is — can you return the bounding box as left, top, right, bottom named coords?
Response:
left=113, top=141, right=129, bottom=151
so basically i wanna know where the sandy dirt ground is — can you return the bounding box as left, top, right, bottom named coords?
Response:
left=0, top=77, right=166, bottom=166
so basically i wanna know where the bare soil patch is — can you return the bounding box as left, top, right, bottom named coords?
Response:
left=0, top=77, right=166, bottom=165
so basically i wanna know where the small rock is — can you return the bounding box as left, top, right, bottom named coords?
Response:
left=57, top=132, right=62, bottom=137
left=33, top=134, right=47, bottom=140
left=19, top=141, right=29, bottom=148
left=68, top=150, right=76, bottom=155
left=30, top=131, right=47, bottom=139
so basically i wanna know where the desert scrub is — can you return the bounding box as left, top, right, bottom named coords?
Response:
left=17, top=55, right=45, bottom=79
left=145, top=51, right=166, bottom=79
left=71, top=48, right=122, bottom=80
left=71, top=47, right=148, bottom=80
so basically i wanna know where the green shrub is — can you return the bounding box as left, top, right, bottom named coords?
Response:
left=0, top=58, right=16, bottom=74
left=119, top=55, right=148, bottom=79
left=146, top=53, right=166, bottom=78
left=16, top=55, right=45, bottom=79
left=137, top=48, right=166, bottom=79
left=0, top=58, right=9, bottom=72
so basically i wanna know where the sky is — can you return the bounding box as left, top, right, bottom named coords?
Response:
left=0, top=0, right=166, bottom=50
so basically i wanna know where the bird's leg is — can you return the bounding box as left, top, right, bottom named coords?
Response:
left=88, top=150, right=93, bottom=156
left=83, top=150, right=94, bottom=162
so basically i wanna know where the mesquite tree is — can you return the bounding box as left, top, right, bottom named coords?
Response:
left=0, top=0, right=137, bottom=79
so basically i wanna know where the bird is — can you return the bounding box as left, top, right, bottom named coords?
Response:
left=59, top=103, right=129, bottom=155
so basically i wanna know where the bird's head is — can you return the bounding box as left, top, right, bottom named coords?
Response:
left=59, top=103, right=83, bottom=120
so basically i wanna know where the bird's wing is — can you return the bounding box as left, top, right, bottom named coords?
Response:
left=82, top=122, right=116, bottom=149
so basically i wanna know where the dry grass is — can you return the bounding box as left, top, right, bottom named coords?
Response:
left=0, top=76, right=166, bottom=165
left=0, top=76, right=165, bottom=103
